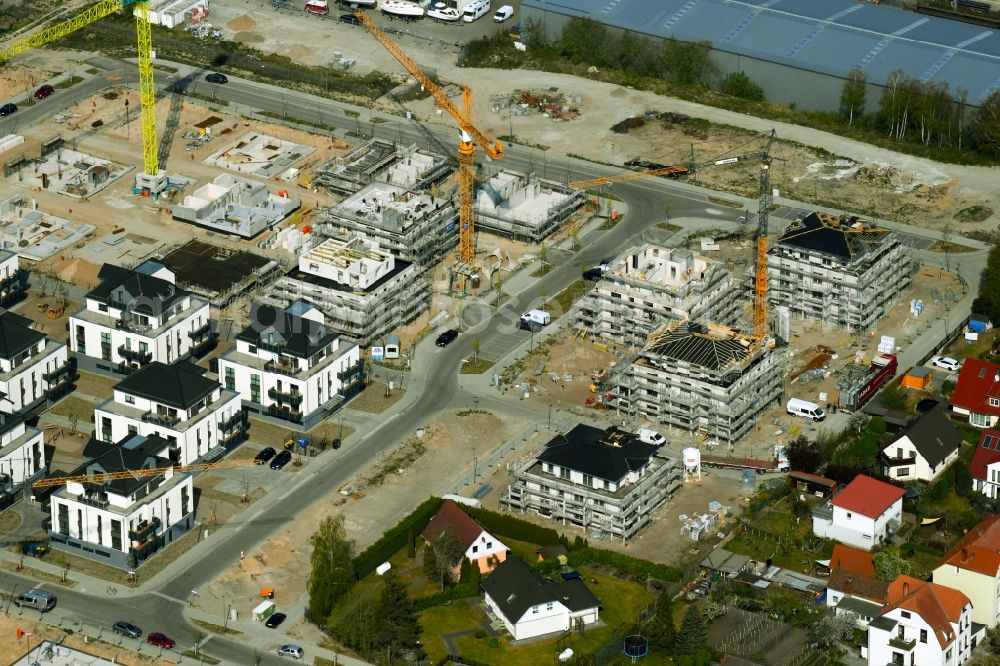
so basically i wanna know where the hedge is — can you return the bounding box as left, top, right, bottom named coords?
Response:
left=900, top=542, right=944, bottom=556
left=353, top=496, right=444, bottom=578
left=570, top=547, right=682, bottom=582
left=464, top=506, right=570, bottom=549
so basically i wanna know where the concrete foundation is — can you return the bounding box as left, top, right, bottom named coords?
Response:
left=172, top=173, right=301, bottom=238
left=314, top=139, right=451, bottom=195
left=474, top=169, right=586, bottom=243
left=15, top=148, right=131, bottom=199
left=203, top=132, right=314, bottom=178
left=0, top=196, right=96, bottom=262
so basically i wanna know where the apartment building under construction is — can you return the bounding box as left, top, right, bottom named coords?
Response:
left=768, top=212, right=912, bottom=331
left=576, top=244, right=740, bottom=347
left=615, top=322, right=785, bottom=444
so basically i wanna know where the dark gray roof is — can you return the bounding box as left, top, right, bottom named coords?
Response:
left=481, top=557, right=600, bottom=625
left=75, top=434, right=174, bottom=496
left=870, top=615, right=898, bottom=631
left=538, top=424, right=658, bottom=484
left=776, top=213, right=892, bottom=261
left=236, top=302, right=338, bottom=359
left=644, top=321, right=751, bottom=371
left=522, top=0, right=1000, bottom=105
left=116, top=361, right=217, bottom=409
left=890, top=402, right=961, bottom=469
left=836, top=596, right=885, bottom=619
left=0, top=311, right=42, bottom=359
left=89, top=264, right=188, bottom=316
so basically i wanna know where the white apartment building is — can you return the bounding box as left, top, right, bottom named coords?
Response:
left=934, top=515, right=1000, bottom=628
left=0, top=249, right=25, bottom=307
left=812, top=474, right=904, bottom=550
left=0, top=410, right=45, bottom=487
left=577, top=244, right=740, bottom=346
left=218, top=300, right=362, bottom=431
left=48, top=434, right=194, bottom=569
left=94, top=361, right=245, bottom=465
left=0, top=311, right=72, bottom=415
left=69, top=261, right=214, bottom=376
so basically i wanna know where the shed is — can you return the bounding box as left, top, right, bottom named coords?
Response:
left=700, top=548, right=752, bottom=576
left=901, top=367, right=933, bottom=391
left=969, top=315, right=992, bottom=333
left=788, top=471, right=838, bottom=497
left=536, top=544, right=569, bottom=564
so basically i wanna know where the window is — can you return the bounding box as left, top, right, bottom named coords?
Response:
left=900, top=611, right=911, bottom=619
left=946, top=648, right=953, bottom=661
left=57, top=503, right=69, bottom=536
left=992, top=398, right=1000, bottom=408
left=127, top=424, right=138, bottom=435
left=125, top=395, right=135, bottom=404
left=847, top=512, right=852, bottom=519
left=896, top=468, right=910, bottom=477
left=891, top=652, right=904, bottom=665
left=972, top=412, right=991, bottom=427
left=487, top=542, right=493, bottom=549
left=111, top=520, right=122, bottom=551
left=96, top=515, right=103, bottom=546
left=532, top=606, right=539, bottom=614
left=920, top=629, right=927, bottom=643
left=546, top=602, right=554, bottom=611
left=472, top=545, right=478, bottom=553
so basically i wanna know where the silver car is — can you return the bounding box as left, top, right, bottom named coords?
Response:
left=113, top=620, right=142, bottom=638
left=277, top=644, right=303, bottom=660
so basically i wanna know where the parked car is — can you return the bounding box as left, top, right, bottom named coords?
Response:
left=339, top=13, right=362, bottom=24
left=254, top=447, right=276, bottom=465
left=435, top=329, right=458, bottom=347
left=147, top=632, right=175, bottom=649
left=270, top=450, right=292, bottom=470
left=0, top=103, right=18, bottom=117
left=205, top=72, right=228, bottom=84
left=930, top=355, right=961, bottom=372
left=14, top=589, right=55, bottom=612
left=277, top=644, right=303, bottom=659
left=113, top=621, right=142, bottom=638
left=265, top=612, right=287, bottom=628
left=33, top=84, right=54, bottom=100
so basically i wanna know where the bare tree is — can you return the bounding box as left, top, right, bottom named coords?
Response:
left=426, top=531, right=463, bottom=591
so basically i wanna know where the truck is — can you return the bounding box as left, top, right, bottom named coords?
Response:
left=838, top=353, right=898, bottom=412
left=702, top=446, right=789, bottom=475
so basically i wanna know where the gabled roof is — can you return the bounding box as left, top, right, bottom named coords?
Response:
left=830, top=544, right=875, bottom=578
left=950, top=358, right=1000, bottom=417
left=970, top=430, right=1000, bottom=482
left=72, top=434, right=174, bottom=496
left=643, top=321, right=752, bottom=372
left=481, top=557, right=600, bottom=625
left=886, top=402, right=961, bottom=469
left=421, top=500, right=496, bottom=553
left=537, top=424, right=658, bottom=484
left=0, top=311, right=43, bottom=359
left=236, top=302, right=338, bottom=359
left=936, top=514, right=1000, bottom=578
left=831, top=474, right=903, bottom=518
left=115, top=361, right=218, bottom=409
left=775, top=212, right=891, bottom=261
left=827, top=569, right=888, bottom=604
left=89, top=264, right=188, bottom=315
left=880, top=576, right=969, bottom=648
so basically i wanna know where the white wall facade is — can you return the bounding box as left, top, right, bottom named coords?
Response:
left=813, top=499, right=902, bottom=551
left=975, top=462, right=1000, bottom=499
left=0, top=421, right=44, bottom=484
left=0, top=340, right=68, bottom=412
left=933, top=564, right=1000, bottom=628
left=868, top=602, right=972, bottom=666
left=464, top=530, right=508, bottom=572
left=951, top=405, right=1000, bottom=429
left=883, top=435, right=957, bottom=483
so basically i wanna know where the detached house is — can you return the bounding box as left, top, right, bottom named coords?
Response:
left=866, top=576, right=977, bottom=666
left=48, top=434, right=194, bottom=569
left=421, top=500, right=508, bottom=574
left=217, top=300, right=362, bottom=431
left=482, top=557, right=601, bottom=641
left=812, top=474, right=903, bottom=550
left=970, top=431, right=1000, bottom=499
left=949, top=358, right=1000, bottom=428
left=826, top=544, right=888, bottom=627
left=880, top=402, right=962, bottom=482
left=94, top=361, right=245, bottom=465
left=69, top=261, right=214, bottom=376
left=934, top=514, right=1000, bottom=628
left=0, top=310, right=72, bottom=415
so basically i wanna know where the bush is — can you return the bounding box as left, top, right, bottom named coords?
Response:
left=354, top=497, right=443, bottom=578
left=465, top=506, right=570, bottom=549
left=720, top=72, right=765, bottom=101
left=570, top=547, right=682, bottom=582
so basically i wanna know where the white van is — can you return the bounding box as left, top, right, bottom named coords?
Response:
left=519, top=309, right=551, bottom=331
left=463, top=0, right=490, bottom=22
left=786, top=398, right=826, bottom=422
left=637, top=428, right=665, bottom=446
left=493, top=4, right=513, bottom=22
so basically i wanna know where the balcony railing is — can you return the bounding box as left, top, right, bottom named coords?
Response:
left=142, top=411, right=180, bottom=428
left=264, top=360, right=302, bottom=378
left=268, top=386, right=303, bottom=406
left=46, top=374, right=75, bottom=401
left=78, top=495, right=109, bottom=509
left=128, top=516, right=161, bottom=541
left=118, top=346, right=152, bottom=364
left=43, top=362, right=73, bottom=382
left=115, top=318, right=152, bottom=334
left=338, top=362, right=364, bottom=382
left=218, top=412, right=244, bottom=433
left=266, top=404, right=303, bottom=424
left=188, top=322, right=212, bottom=341
left=888, top=637, right=916, bottom=651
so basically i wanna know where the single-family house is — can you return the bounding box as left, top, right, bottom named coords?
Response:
left=949, top=358, right=1000, bottom=428
left=933, top=514, right=1000, bottom=628
left=421, top=500, right=508, bottom=574
left=482, top=557, right=601, bottom=641
left=866, top=576, right=977, bottom=666
left=825, top=544, right=888, bottom=627
left=812, top=474, right=903, bottom=550
left=969, top=431, right=1000, bottom=499
left=880, top=402, right=962, bottom=482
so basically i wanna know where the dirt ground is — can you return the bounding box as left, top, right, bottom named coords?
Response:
left=506, top=334, right=619, bottom=412
left=0, top=612, right=164, bottom=665
left=348, top=381, right=406, bottom=414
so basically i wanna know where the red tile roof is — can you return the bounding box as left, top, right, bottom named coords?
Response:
left=950, top=358, right=1000, bottom=416
left=831, top=474, right=904, bottom=519
left=970, top=430, right=1000, bottom=482
left=937, top=514, right=1000, bottom=577
left=881, top=576, right=970, bottom=648
left=421, top=500, right=489, bottom=552
left=830, top=544, right=875, bottom=577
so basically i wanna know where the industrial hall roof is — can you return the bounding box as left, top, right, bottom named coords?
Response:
left=776, top=213, right=891, bottom=261
left=522, top=0, right=1000, bottom=105
left=643, top=321, right=752, bottom=372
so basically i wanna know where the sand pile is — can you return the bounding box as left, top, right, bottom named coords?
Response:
left=227, top=14, right=256, bottom=31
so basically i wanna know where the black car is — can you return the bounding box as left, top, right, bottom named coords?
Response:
left=270, top=450, right=292, bottom=470
left=339, top=13, right=362, bottom=25
left=265, top=612, right=287, bottom=628
left=435, top=329, right=458, bottom=347
left=254, top=447, right=277, bottom=465
left=624, top=158, right=666, bottom=170
left=205, top=73, right=228, bottom=84
left=583, top=267, right=603, bottom=281
left=113, top=621, right=142, bottom=638
left=0, top=103, right=17, bottom=117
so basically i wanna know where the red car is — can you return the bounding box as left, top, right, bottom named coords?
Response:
left=147, top=632, right=175, bottom=648
left=33, top=85, right=54, bottom=100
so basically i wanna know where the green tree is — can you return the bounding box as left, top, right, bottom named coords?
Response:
left=618, top=31, right=660, bottom=77
left=955, top=464, right=973, bottom=498
left=374, top=572, right=422, bottom=663
left=559, top=18, right=611, bottom=65
left=786, top=435, right=824, bottom=472
left=428, top=530, right=463, bottom=591
left=874, top=550, right=911, bottom=582
left=673, top=604, right=707, bottom=657
left=646, top=592, right=677, bottom=650
left=840, top=67, right=867, bottom=126
left=973, top=244, right=1000, bottom=324
left=662, top=38, right=717, bottom=85
left=720, top=72, right=765, bottom=101
left=307, top=515, right=355, bottom=622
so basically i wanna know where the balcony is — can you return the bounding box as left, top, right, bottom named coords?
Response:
left=78, top=495, right=109, bottom=509
left=128, top=516, right=161, bottom=541
left=266, top=404, right=303, bottom=424
left=43, top=362, right=73, bottom=382
left=118, top=346, right=152, bottom=364
left=142, top=411, right=180, bottom=428
left=115, top=317, right=152, bottom=334
left=338, top=362, right=364, bottom=383
left=188, top=322, right=213, bottom=341
left=888, top=636, right=916, bottom=651
left=218, top=412, right=244, bottom=433
left=268, top=386, right=304, bottom=406
left=46, top=374, right=75, bottom=401
left=264, top=359, right=302, bottom=378
left=117, top=361, right=142, bottom=376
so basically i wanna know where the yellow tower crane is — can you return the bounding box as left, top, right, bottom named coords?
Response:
left=0, top=0, right=166, bottom=193
left=356, top=10, right=503, bottom=265
left=32, top=458, right=256, bottom=488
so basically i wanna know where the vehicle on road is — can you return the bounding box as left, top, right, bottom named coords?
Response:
left=14, top=589, right=55, bottom=612
left=205, top=73, right=228, bottom=84
left=113, top=621, right=142, bottom=638
left=147, top=632, right=175, bottom=648
left=435, top=329, right=458, bottom=347
left=254, top=447, right=277, bottom=465
left=270, top=450, right=292, bottom=470
left=265, top=612, right=287, bottom=628
left=277, top=644, right=304, bottom=659
left=304, top=0, right=329, bottom=14
left=33, top=84, right=54, bottom=100
left=519, top=309, right=551, bottom=331
left=0, top=103, right=18, bottom=116
left=338, top=13, right=362, bottom=24
left=930, top=355, right=961, bottom=372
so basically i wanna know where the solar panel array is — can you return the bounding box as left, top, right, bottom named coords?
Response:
left=524, top=0, right=1000, bottom=103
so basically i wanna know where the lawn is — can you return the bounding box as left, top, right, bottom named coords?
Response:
left=48, top=396, right=95, bottom=421
left=544, top=280, right=594, bottom=319
left=460, top=358, right=496, bottom=375
left=726, top=504, right=832, bottom=571
left=833, top=430, right=883, bottom=466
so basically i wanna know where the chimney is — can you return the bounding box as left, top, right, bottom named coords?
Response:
left=903, top=581, right=910, bottom=596
left=962, top=548, right=969, bottom=562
